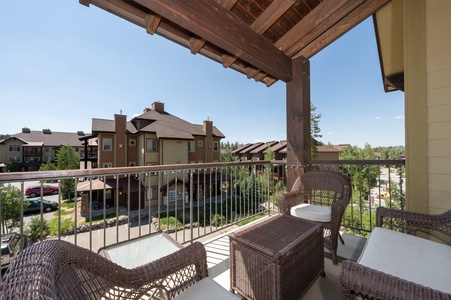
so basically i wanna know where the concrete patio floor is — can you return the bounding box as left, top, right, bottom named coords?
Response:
left=196, top=217, right=366, bottom=300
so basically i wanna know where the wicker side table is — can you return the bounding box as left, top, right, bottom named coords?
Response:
left=229, top=214, right=324, bottom=300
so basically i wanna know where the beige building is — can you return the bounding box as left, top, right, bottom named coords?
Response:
left=85, top=102, right=225, bottom=208
left=0, top=128, right=87, bottom=171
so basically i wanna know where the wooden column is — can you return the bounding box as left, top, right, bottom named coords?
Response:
left=286, top=56, right=311, bottom=190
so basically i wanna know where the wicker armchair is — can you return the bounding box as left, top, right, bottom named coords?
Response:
left=340, top=207, right=451, bottom=300
left=0, top=239, right=208, bottom=300
left=277, top=170, right=351, bottom=264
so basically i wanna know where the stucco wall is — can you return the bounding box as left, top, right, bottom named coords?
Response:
left=161, top=139, right=188, bottom=164
left=426, top=0, right=451, bottom=213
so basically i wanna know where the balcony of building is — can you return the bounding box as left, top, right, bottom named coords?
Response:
left=0, top=159, right=410, bottom=298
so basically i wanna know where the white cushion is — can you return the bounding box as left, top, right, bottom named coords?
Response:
left=174, top=277, right=241, bottom=300
left=358, top=227, right=451, bottom=294
left=290, top=203, right=331, bottom=222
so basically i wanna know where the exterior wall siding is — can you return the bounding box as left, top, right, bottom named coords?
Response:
left=426, top=0, right=451, bottom=213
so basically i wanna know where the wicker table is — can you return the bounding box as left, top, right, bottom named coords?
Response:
left=229, top=214, right=324, bottom=300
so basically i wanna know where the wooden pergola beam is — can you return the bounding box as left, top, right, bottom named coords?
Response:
left=131, top=0, right=293, bottom=82
left=296, top=0, right=392, bottom=59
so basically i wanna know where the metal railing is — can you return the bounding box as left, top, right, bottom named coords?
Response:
left=0, top=159, right=404, bottom=257
left=0, top=161, right=283, bottom=255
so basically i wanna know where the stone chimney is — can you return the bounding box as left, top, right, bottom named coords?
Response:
left=152, top=102, right=165, bottom=112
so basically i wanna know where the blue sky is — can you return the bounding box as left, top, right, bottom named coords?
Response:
left=0, top=1, right=404, bottom=148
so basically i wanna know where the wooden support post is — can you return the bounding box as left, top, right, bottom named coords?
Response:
left=286, top=56, right=311, bottom=190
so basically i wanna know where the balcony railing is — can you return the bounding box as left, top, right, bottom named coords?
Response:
left=0, top=159, right=404, bottom=256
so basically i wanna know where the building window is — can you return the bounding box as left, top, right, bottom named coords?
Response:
left=129, top=162, right=136, bottom=167
left=129, top=139, right=136, bottom=146
left=213, top=142, right=219, bottom=151
left=8, top=145, right=21, bottom=152
left=198, top=141, right=203, bottom=147
left=103, top=162, right=112, bottom=168
left=188, top=141, right=195, bottom=152
left=9, top=157, right=20, bottom=162
left=103, top=138, right=112, bottom=151
left=147, top=186, right=158, bottom=200
left=146, top=139, right=157, bottom=152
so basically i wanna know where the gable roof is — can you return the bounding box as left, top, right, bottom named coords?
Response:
left=92, top=108, right=225, bottom=140
left=7, top=131, right=86, bottom=147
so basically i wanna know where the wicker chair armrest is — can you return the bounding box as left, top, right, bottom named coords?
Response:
left=277, top=176, right=302, bottom=213
left=340, top=260, right=450, bottom=300
left=277, top=190, right=299, bottom=213
left=0, top=240, right=208, bottom=300
left=376, top=207, right=451, bottom=244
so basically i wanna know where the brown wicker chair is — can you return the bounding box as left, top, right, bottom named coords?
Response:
left=340, top=207, right=451, bottom=300
left=277, top=170, right=351, bottom=264
left=0, top=239, right=208, bottom=299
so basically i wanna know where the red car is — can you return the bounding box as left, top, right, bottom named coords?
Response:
left=25, top=185, right=59, bottom=197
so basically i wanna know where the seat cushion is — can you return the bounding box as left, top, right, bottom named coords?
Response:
left=358, top=227, right=451, bottom=294
left=290, top=203, right=331, bottom=222
left=174, top=277, right=241, bottom=300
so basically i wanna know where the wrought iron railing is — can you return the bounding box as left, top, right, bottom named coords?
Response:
left=0, top=159, right=404, bottom=258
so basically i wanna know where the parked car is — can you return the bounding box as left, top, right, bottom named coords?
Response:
left=24, top=198, right=59, bottom=214
left=25, top=185, right=59, bottom=197
left=1, top=233, right=26, bottom=271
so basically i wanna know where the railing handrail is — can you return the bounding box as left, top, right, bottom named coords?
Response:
left=310, top=159, right=405, bottom=165
left=0, top=160, right=274, bottom=183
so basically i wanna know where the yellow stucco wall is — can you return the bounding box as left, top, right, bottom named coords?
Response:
left=426, top=0, right=451, bottom=213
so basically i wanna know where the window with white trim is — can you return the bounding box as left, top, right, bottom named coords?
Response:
left=198, top=141, right=203, bottom=147
left=147, top=186, right=158, bottom=200
left=188, top=141, right=195, bottom=152
left=8, top=145, right=21, bottom=152
left=129, top=139, right=136, bottom=146
left=103, top=138, right=112, bottom=151
left=146, top=139, right=157, bottom=152
left=213, top=142, right=219, bottom=151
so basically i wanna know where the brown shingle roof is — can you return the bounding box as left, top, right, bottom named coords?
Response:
left=11, top=131, right=86, bottom=147
left=92, top=119, right=137, bottom=134
left=94, top=109, right=224, bottom=140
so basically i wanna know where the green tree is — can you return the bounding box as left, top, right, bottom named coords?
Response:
left=39, top=161, right=57, bottom=172
left=0, top=184, right=23, bottom=233
left=340, top=144, right=378, bottom=209
left=3, top=160, right=21, bottom=172
left=55, top=145, right=80, bottom=200
left=220, top=148, right=233, bottom=162
left=311, top=104, right=322, bottom=158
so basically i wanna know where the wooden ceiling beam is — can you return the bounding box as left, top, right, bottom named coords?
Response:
left=190, top=37, right=206, bottom=54
left=275, top=0, right=355, bottom=52
left=218, top=0, right=238, bottom=10
left=283, top=0, right=363, bottom=57
left=251, top=0, right=297, bottom=34
left=79, top=0, right=91, bottom=6
left=296, top=0, right=392, bottom=59
left=145, top=14, right=161, bottom=35
left=131, top=0, right=292, bottom=82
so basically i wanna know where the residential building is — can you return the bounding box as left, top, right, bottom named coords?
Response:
left=83, top=102, right=225, bottom=209
left=0, top=128, right=89, bottom=171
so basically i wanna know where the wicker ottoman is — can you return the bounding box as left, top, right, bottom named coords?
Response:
left=229, top=214, right=324, bottom=300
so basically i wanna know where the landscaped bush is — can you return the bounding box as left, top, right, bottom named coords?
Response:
left=26, top=217, right=50, bottom=241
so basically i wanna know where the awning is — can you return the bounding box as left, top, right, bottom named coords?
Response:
left=77, top=179, right=116, bottom=192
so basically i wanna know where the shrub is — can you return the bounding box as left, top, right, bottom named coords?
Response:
left=26, top=217, right=50, bottom=241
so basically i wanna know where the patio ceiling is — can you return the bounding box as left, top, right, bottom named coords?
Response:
left=80, top=0, right=391, bottom=87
